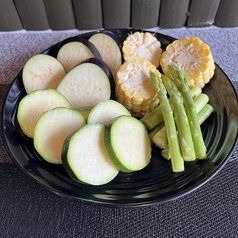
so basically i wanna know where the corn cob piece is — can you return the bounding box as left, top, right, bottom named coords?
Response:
left=122, top=32, right=162, bottom=68
left=115, top=58, right=160, bottom=118
left=160, top=36, right=215, bottom=88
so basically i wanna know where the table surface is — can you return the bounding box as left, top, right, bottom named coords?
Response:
left=1, top=26, right=238, bottom=238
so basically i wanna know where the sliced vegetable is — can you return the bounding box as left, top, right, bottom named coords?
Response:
left=104, top=115, right=151, bottom=172
left=57, top=62, right=111, bottom=109
left=88, top=33, right=122, bottom=80
left=17, top=89, right=72, bottom=138
left=115, top=58, right=160, bottom=118
left=160, top=36, right=215, bottom=88
left=34, top=107, right=86, bottom=164
left=56, top=41, right=95, bottom=72
left=22, top=54, right=66, bottom=94
left=122, top=31, right=162, bottom=67
left=62, top=123, right=119, bottom=185
left=80, top=57, right=115, bottom=97
left=87, top=99, right=131, bottom=125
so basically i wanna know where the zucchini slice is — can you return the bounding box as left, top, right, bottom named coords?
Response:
left=87, top=99, right=131, bottom=125
left=57, top=41, right=95, bottom=72
left=22, top=54, right=66, bottom=94
left=88, top=33, right=122, bottom=80
left=62, top=123, right=119, bottom=185
left=34, top=107, right=86, bottom=164
left=57, top=63, right=111, bottom=109
left=17, top=89, right=72, bottom=138
left=104, top=115, right=152, bottom=172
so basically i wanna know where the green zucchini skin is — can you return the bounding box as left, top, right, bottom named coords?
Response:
left=34, top=107, right=86, bottom=164
left=17, top=89, right=72, bottom=138
left=104, top=115, right=152, bottom=172
left=104, top=125, right=132, bottom=172
left=62, top=123, right=119, bottom=185
left=87, top=99, right=131, bottom=125
left=61, top=132, right=82, bottom=183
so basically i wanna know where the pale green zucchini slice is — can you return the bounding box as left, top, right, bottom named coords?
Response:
left=17, top=89, right=72, bottom=138
left=87, top=99, right=131, bottom=125
left=62, top=123, right=119, bottom=185
left=22, top=54, right=66, bottom=94
left=34, top=107, right=86, bottom=164
left=57, top=63, right=111, bottom=109
left=57, top=42, right=95, bottom=72
left=104, top=115, right=152, bottom=172
left=88, top=33, right=122, bottom=80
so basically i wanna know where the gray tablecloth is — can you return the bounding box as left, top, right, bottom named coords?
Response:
left=0, top=26, right=238, bottom=237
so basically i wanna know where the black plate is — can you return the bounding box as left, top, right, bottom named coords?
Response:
left=2, top=29, right=238, bottom=207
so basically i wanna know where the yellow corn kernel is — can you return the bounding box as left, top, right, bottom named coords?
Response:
left=122, top=32, right=162, bottom=68
left=160, top=36, right=215, bottom=88
left=115, top=58, right=160, bottom=118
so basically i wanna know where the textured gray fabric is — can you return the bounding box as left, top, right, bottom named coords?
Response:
left=0, top=27, right=238, bottom=237
left=0, top=161, right=238, bottom=237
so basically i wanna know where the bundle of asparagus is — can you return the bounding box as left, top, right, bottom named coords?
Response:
left=144, top=65, right=213, bottom=172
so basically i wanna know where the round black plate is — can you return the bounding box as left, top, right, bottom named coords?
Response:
left=2, top=29, right=238, bottom=207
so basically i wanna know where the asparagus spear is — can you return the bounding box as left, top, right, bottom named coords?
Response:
left=152, top=93, right=209, bottom=149
left=162, top=74, right=196, bottom=161
left=150, top=71, right=184, bottom=172
left=168, top=65, right=207, bottom=159
left=151, top=126, right=167, bottom=149
left=161, top=145, right=170, bottom=160
left=160, top=103, right=214, bottom=160
left=148, top=122, right=164, bottom=144
left=197, top=104, right=214, bottom=125
left=140, top=85, right=202, bottom=130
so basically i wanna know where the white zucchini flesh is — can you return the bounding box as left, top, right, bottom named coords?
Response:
left=105, top=115, right=152, bottom=172
left=17, top=89, right=72, bottom=138
left=22, top=54, right=66, bottom=94
left=57, top=42, right=95, bottom=72
left=87, top=99, right=131, bottom=125
left=88, top=33, right=122, bottom=80
left=62, top=123, right=119, bottom=185
left=34, top=107, right=86, bottom=164
left=57, top=63, right=111, bottom=109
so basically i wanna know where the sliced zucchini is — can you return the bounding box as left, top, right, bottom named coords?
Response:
left=104, top=115, right=152, bottom=172
left=17, top=89, right=72, bottom=138
left=57, top=63, right=111, bottom=109
left=57, top=41, right=95, bottom=72
left=88, top=33, right=122, bottom=80
left=34, top=107, right=86, bottom=164
left=62, top=123, right=119, bottom=185
left=87, top=99, right=131, bottom=125
left=22, top=54, right=66, bottom=94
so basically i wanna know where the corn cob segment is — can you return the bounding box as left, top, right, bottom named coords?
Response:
left=115, top=58, right=160, bottom=118
left=122, top=32, right=162, bottom=68
left=160, top=36, right=215, bottom=88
